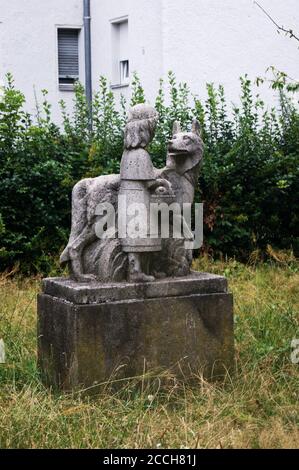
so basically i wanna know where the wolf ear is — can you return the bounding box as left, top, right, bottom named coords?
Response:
left=192, top=119, right=201, bottom=136
left=172, top=120, right=181, bottom=135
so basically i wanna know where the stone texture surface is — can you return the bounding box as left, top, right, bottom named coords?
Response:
left=59, top=111, right=204, bottom=283
left=37, top=274, right=234, bottom=391
left=43, top=272, right=227, bottom=304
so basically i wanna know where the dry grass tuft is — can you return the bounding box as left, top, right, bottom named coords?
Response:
left=0, top=260, right=298, bottom=449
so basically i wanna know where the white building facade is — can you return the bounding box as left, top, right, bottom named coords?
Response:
left=1, top=0, right=298, bottom=123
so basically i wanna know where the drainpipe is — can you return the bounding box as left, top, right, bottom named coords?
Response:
left=83, top=0, right=92, bottom=129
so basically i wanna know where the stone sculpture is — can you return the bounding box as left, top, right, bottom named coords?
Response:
left=38, top=103, right=235, bottom=390
left=60, top=103, right=204, bottom=283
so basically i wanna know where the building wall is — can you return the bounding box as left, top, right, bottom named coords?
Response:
left=0, top=0, right=298, bottom=123
left=91, top=0, right=163, bottom=104
left=0, top=0, right=84, bottom=122
left=160, top=0, right=299, bottom=107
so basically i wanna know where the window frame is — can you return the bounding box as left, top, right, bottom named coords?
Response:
left=56, top=26, right=81, bottom=92
left=110, top=16, right=129, bottom=89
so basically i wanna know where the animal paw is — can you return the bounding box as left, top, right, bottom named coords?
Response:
left=75, top=273, right=97, bottom=283
left=129, top=273, right=155, bottom=283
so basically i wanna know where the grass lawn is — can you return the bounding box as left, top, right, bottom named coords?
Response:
left=0, top=258, right=298, bottom=449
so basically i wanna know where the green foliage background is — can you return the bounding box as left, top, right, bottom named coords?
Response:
left=0, top=71, right=298, bottom=273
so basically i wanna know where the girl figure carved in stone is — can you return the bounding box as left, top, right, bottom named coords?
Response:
left=119, top=104, right=171, bottom=282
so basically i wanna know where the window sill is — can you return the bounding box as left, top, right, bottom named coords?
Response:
left=110, top=83, right=129, bottom=90
left=59, top=84, right=75, bottom=92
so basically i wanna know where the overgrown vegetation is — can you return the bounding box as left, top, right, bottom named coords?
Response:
left=0, top=71, right=298, bottom=273
left=0, top=259, right=298, bottom=448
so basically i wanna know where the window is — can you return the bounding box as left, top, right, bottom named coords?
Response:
left=57, top=28, right=80, bottom=91
left=120, top=59, right=129, bottom=84
left=111, top=18, right=129, bottom=87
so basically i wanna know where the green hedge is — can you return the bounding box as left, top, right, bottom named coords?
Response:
left=0, top=71, right=298, bottom=273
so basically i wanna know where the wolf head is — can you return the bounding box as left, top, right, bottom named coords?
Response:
left=167, top=119, right=204, bottom=175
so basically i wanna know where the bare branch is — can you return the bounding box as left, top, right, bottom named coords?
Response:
left=254, top=1, right=299, bottom=43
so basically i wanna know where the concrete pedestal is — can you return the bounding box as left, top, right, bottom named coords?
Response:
left=37, top=272, right=234, bottom=391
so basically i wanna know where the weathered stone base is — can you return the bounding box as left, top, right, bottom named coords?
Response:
left=37, top=272, right=234, bottom=391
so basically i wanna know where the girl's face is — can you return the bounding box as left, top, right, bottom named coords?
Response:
left=138, top=123, right=152, bottom=147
